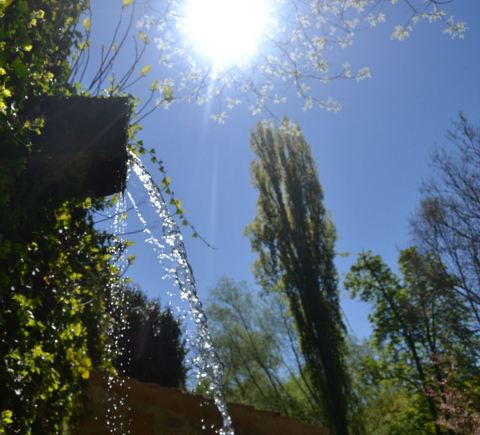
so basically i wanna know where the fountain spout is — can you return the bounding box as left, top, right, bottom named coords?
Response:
left=19, top=96, right=130, bottom=202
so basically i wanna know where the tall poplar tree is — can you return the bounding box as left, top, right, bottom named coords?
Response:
left=245, top=120, right=352, bottom=435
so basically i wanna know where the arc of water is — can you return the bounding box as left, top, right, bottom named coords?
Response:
left=128, top=153, right=234, bottom=435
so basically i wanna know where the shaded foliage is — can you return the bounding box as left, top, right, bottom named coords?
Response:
left=114, top=285, right=187, bottom=389
left=205, top=276, right=324, bottom=426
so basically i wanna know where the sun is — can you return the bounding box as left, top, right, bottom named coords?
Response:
left=185, top=0, right=269, bottom=65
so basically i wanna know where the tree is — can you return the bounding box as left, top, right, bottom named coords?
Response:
left=114, top=285, right=187, bottom=389
left=64, top=0, right=469, bottom=126
left=345, top=247, right=480, bottom=435
left=129, top=0, right=467, bottom=122
left=204, top=276, right=324, bottom=426
left=244, top=120, right=352, bottom=435
left=410, top=114, right=480, bottom=328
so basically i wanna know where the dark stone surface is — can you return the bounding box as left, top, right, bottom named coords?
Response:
left=20, top=96, right=130, bottom=201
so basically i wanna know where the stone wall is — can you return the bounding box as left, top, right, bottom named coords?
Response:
left=77, top=371, right=330, bottom=435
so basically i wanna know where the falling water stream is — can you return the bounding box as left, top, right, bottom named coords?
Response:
left=103, top=198, right=130, bottom=434
left=119, top=153, right=234, bottom=435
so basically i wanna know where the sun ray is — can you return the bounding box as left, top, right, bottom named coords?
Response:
left=185, top=0, right=269, bottom=65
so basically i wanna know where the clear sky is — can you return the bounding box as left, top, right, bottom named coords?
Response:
left=88, top=0, right=480, bottom=340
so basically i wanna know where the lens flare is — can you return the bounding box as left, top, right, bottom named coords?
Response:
left=185, top=0, right=268, bottom=65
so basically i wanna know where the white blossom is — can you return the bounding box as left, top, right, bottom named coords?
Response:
left=210, top=112, right=227, bottom=124
left=391, top=25, right=412, bottom=41
left=356, top=66, right=371, bottom=81
left=126, top=0, right=465, bottom=122
left=366, top=13, right=386, bottom=27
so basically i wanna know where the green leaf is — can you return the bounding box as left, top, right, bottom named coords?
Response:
left=13, top=59, right=28, bottom=81
left=138, top=31, right=150, bottom=44
left=150, top=79, right=158, bottom=91
left=2, top=410, right=13, bottom=419
left=83, top=17, right=91, bottom=31
left=170, top=198, right=181, bottom=208
left=26, top=318, right=36, bottom=328
left=163, top=86, right=174, bottom=102
left=123, top=0, right=134, bottom=6
left=161, top=177, right=171, bottom=188
left=6, top=349, right=20, bottom=360
left=140, top=65, right=152, bottom=78
left=18, top=1, right=28, bottom=14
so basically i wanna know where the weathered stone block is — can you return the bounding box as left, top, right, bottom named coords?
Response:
left=20, top=96, right=129, bottom=200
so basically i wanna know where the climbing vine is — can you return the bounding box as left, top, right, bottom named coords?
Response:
left=0, top=1, right=131, bottom=433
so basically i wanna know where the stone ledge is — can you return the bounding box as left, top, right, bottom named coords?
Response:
left=77, top=371, right=330, bottom=435
left=19, top=96, right=129, bottom=202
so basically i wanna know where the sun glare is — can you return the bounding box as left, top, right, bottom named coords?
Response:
left=185, top=0, right=268, bottom=65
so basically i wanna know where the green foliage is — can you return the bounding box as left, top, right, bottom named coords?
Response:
left=204, top=276, right=324, bottom=425
left=245, top=119, right=353, bottom=435
left=345, top=248, right=480, bottom=434
left=347, top=337, right=440, bottom=435
left=0, top=1, right=129, bottom=433
left=113, top=285, right=187, bottom=389
left=0, top=202, right=125, bottom=434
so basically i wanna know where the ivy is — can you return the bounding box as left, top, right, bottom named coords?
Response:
left=0, top=1, right=129, bottom=433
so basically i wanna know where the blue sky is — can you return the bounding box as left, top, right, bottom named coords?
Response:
left=88, top=0, right=480, bottom=340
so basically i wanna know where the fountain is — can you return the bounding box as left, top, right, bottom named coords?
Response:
left=125, top=153, right=234, bottom=434
left=18, top=95, right=233, bottom=433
